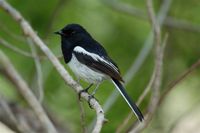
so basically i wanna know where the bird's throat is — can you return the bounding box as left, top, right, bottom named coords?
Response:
left=61, top=42, right=73, bottom=63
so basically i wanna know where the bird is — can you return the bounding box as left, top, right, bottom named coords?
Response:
left=55, top=24, right=144, bottom=122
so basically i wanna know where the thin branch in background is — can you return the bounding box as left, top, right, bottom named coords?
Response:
left=128, top=40, right=166, bottom=132
left=100, top=0, right=171, bottom=120
left=120, top=36, right=200, bottom=133
left=165, top=17, right=200, bottom=33
left=117, top=34, right=168, bottom=133
left=27, top=38, right=44, bottom=103
left=0, top=1, right=105, bottom=132
left=87, top=0, right=172, bottom=130
left=101, top=0, right=146, bottom=20
left=129, top=21, right=168, bottom=133
left=116, top=64, right=157, bottom=133
left=0, top=21, right=25, bottom=42
left=0, top=38, right=33, bottom=58
left=146, top=0, right=162, bottom=113
left=0, top=38, right=63, bottom=60
left=17, top=116, right=33, bottom=133
left=0, top=49, right=58, bottom=133
left=158, top=59, right=200, bottom=106
left=100, top=0, right=200, bottom=33
left=0, top=95, right=25, bottom=133
left=0, top=94, right=70, bottom=133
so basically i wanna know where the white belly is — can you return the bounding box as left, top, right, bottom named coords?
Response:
left=68, top=54, right=107, bottom=84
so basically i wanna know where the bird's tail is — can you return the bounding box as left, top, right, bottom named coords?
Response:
left=111, top=78, right=144, bottom=122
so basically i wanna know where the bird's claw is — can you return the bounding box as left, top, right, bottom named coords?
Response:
left=78, top=88, right=89, bottom=100
left=78, top=84, right=93, bottom=100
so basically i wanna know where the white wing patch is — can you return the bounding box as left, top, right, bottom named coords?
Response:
left=73, top=46, right=119, bottom=73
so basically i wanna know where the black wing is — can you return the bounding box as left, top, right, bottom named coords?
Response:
left=73, top=46, right=124, bottom=82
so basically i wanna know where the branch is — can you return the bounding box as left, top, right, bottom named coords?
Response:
left=146, top=0, right=162, bottom=112
left=100, top=0, right=200, bottom=33
left=27, top=38, right=44, bottom=103
left=0, top=21, right=25, bottom=42
left=0, top=1, right=105, bottom=132
left=0, top=95, right=26, bottom=133
left=116, top=64, right=157, bottom=133
left=88, top=0, right=171, bottom=130
left=0, top=96, right=70, bottom=133
left=101, top=0, right=145, bottom=20
left=0, top=49, right=58, bottom=133
left=118, top=59, right=200, bottom=132
left=128, top=0, right=167, bottom=132
left=0, top=38, right=33, bottom=58
left=165, top=17, right=200, bottom=33
left=0, top=37, right=63, bottom=60
left=158, top=59, right=200, bottom=106
left=89, top=2, right=171, bottom=131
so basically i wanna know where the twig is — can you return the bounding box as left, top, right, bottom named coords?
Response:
left=116, top=65, right=157, bottom=133
left=0, top=95, right=26, bottom=133
left=0, top=38, right=33, bottom=57
left=117, top=35, right=200, bottom=133
left=146, top=0, right=162, bottom=112
left=17, top=115, right=33, bottom=133
left=88, top=0, right=171, bottom=130
left=128, top=0, right=167, bottom=130
left=118, top=34, right=167, bottom=133
left=0, top=49, right=58, bottom=133
left=158, top=59, right=200, bottom=106
left=0, top=96, right=69, bottom=133
left=101, top=0, right=145, bottom=20
left=165, top=16, right=200, bottom=33
left=100, top=0, right=171, bottom=119
left=0, top=1, right=105, bottom=133
left=100, top=0, right=200, bottom=33
left=0, top=37, right=63, bottom=60
left=0, top=21, right=25, bottom=42
left=27, top=38, right=44, bottom=103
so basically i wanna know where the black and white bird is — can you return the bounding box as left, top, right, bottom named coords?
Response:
left=55, top=24, right=144, bottom=121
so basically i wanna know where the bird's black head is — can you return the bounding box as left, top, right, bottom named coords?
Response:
left=55, top=24, right=92, bottom=44
left=55, top=24, right=93, bottom=63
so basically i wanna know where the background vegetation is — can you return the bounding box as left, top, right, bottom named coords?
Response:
left=0, top=0, right=200, bottom=132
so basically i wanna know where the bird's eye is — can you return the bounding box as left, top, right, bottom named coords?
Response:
left=66, top=30, right=76, bottom=35
left=71, top=30, right=76, bottom=34
left=63, top=30, right=76, bottom=36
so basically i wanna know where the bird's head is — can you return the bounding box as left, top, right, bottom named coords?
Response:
left=54, top=24, right=92, bottom=44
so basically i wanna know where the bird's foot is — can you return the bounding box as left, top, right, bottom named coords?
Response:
left=78, top=88, right=89, bottom=100
left=78, top=84, right=93, bottom=100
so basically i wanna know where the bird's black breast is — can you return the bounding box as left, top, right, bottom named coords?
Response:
left=61, top=40, right=74, bottom=63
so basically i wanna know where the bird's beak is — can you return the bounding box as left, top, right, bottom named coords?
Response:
left=54, top=31, right=63, bottom=35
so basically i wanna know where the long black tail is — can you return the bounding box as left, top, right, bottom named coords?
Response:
left=111, top=78, right=144, bottom=122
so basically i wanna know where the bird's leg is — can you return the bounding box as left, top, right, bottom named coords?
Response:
left=91, top=83, right=100, bottom=96
left=78, top=83, right=93, bottom=100
left=76, top=77, right=80, bottom=84
left=88, top=83, right=100, bottom=108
